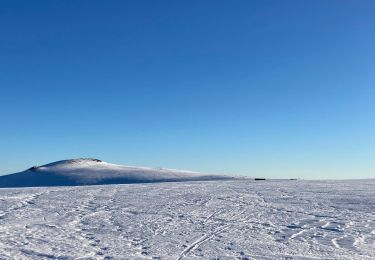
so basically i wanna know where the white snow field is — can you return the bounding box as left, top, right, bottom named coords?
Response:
left=0, top=179, right=374, bottom=259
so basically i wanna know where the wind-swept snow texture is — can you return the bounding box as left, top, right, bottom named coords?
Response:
left=0, top=159, right=231, bottom=188
left=0, top=179, right=374, bottom=259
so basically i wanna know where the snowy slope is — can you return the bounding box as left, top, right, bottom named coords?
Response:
left=0, top=179, right=374, bottom=259
left=0, top=158, right=232, bottom=188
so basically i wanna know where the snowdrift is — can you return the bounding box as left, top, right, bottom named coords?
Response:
left=0, top=158, right=233, bottom=188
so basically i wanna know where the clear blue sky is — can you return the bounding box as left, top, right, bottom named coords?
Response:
left=1, top=1, right=374, bottom=179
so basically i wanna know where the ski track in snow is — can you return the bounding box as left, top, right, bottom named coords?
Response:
left=0, top=179, right=374, bottom=259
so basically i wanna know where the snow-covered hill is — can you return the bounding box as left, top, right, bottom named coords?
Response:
left=0, top=158, right=232, bottom=188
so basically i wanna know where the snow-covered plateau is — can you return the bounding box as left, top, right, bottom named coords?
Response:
left=0, top=178, right=374, bottom=259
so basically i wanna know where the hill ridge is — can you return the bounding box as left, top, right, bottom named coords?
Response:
left=0, top=158, right=233, bottom=188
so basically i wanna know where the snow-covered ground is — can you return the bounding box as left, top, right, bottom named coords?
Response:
left=0, top=179, right=374, bottom=259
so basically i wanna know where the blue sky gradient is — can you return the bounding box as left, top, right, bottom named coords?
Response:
left=1, top=1, right=375, bottom=179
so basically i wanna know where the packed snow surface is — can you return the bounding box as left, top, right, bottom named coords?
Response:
left=0, top=158, right=231, bottom=188
left=0, top=179, right=374, bottom=259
